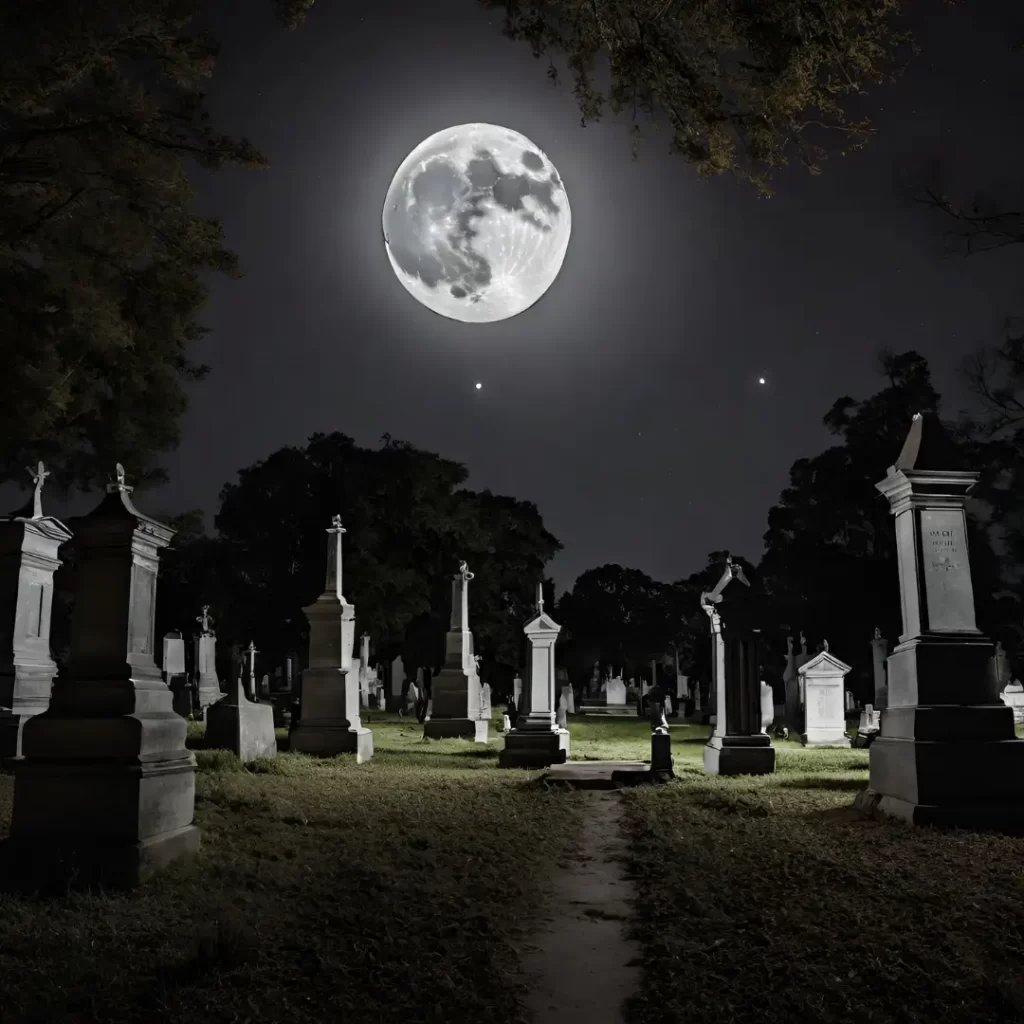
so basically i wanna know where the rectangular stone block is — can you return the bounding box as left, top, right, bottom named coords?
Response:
left=703, top=735, right=775, bottom=776
left=499, top=728, right=568, bottom=768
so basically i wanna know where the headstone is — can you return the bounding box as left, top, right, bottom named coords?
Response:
left=502, top=713, right=511, bottom=734
left=991, top=641, right=1012, bottom=693
left=557, top=668, right=575, bottom=714
left=480, top=681, right=492, bottom=721
left=1000, top=680, right=1024, bottom=725
left=206, top=676, right=277, bottom=763
left=194, top=605, right=221, bottom=710
left=606, top=676, right=627, bottom=707
left=388, top=654, right=405, bottom=712
left=845, top=689, right=856, bottom=714
left=650, top=701, right=673, bottom=779
left=163, top=631, right=191, bottom=719
left=676, top=673, right=688, bottom=699
left=513, top=675, right=522, bottom=709
left=857, top=412, right=1024, bottom=829
left=870, top=628, right=889, bottom=711
left=289, top=516, right=373, bottom=761
left=701, top=557, right=774, bottom=776
left=760, top=680, right=774, bottom=734
left=555, top=703, right=568, bottom=730
left=500, top=583, right=569, bottom=767
left=853, top=703, right=882, bottom=748
left=405, top=680, right=420, bottom=714
left=799, top=642, right=852, bottom=747
left=0, top=469, right=72, bottom=760
left=424, top=561, right=488, bottom=742
left=6, top=463, right=198, bottom=887
left=664, top=693, right=673, bottom=716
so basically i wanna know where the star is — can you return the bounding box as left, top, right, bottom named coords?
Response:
left=758, top=377, right=766, bottom=385
left=474, top=382, right=482, bottom=390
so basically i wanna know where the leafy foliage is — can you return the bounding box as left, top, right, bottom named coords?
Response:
left=156, top=433, right=561, bottom=680
left=0, top=0, right=266, bottom=491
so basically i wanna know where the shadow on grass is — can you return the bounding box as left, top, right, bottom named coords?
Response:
left=774, top=776, right=869, bottom=793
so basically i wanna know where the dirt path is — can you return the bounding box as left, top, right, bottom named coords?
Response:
left=519, top=789, right=642, bottom=1024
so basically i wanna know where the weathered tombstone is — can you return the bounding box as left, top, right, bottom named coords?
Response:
left=480, top=680, right=492, bottom=721
left=871, top=628, right=890, bottom=711
left=799, top=642, right=852, bottom=747
left=760, top=680, right=774, bottom=734
left=205, top=675, right=277, bottom=762
left=0, top=463, right=72, bottom=760
left=1000, top=680, right=1024, bottom=725
left=405, top=679, right=419, bottom=714
left=424, top=562, right=487, bottom=742
left=502, top=712, right=511, bottom=734
left=5, top=463, right=198, bottom=887
left=606, top=676, right=627, bottom=707
left=857, top=412, right=1024, bottom=828
left=163, top=631, right=191, bottom=719
left=845, top=689, right=857, bottom=714
left=853, top=703, right=882, bottom=748
left=513, top=675, right=522, bottom=708
left=677, top=672, right=689, bottom=700
left=358, top=634, right=370, bottom=708
left=650, top=700, right=673, bottom=779
left=289, top=516, right=372, bottom=760
left=388, top=654, right=405, bottom=712
left=558, top=668, right=575, bottom=714
left=701, top=558, right=774, bottom=775
left=500, top=583, right=569, bottom=767
left=193, top=605, right=221, bottom=711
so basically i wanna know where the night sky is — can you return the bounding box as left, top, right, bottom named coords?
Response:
left=151, top=0, right=1024, bottom=590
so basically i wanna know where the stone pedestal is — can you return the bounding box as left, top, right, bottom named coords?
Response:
left=0, top=514, right=71, bottom=760
left=206, top=679, right=277, bottom=762
left=194, top=632, right=221, bottom=710
left=424, top=565, right=488, bottom=743
left=500, top=589, right=567, bottom=768
left=759, top=680, right=774, bottom=734
left=290, top=518, right=372, bottom=762
left=4, top=476, right=198, bottom=888
left=800, top=648, right=852, bottom=748
left=857, top=413, right=1024, bottom=830
left=651, top=731, right=673, bottom=779
left=704, top=633, right=775, bottom=776
left=386, top=655, right=405, bottom=712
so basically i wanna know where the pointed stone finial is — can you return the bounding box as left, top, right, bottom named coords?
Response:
left=822, top=639, right=830, bottom=653
left=537, top=581, right=544, bottom=615
left=26, top=461, right=49, bottom=519
left=197, top=605, right=214, bottom=635
left=330, top=514, right=345, bottom=533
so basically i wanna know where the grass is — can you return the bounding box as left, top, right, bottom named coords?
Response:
left=0, top=714, right=584, bottom=1024
left=613, top=735, right=1024, bottom=1024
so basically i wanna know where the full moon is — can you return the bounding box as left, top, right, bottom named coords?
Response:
left=382, top=124, right=571, bottom=323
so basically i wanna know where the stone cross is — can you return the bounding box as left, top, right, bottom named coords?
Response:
left=196, top=604, right=214, bottom=635
left=325, top=515, right=347, bottom=600
left=451, top=560, right=474, bottom=633
left=245, top=641, right=258, bottom=699
left=26, top=461, right=49, bottom=519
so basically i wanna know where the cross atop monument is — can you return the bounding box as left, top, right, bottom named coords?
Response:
left=106, top=462, right=132, bottom=494
left=459, top=560, right=475, bottom=582
left=26, top=461, right=49, bottom=519
left=325, top=514, right=347, bottom=601
left=197, top=605, right=214, bottom=635
left=330, top=514, right=345, bottom=533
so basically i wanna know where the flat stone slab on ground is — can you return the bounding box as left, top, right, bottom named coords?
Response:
left=545, top=761, right=648, bottom=789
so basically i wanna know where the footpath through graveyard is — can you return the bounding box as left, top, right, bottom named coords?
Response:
left=518, top=785, right=642, bottom=1024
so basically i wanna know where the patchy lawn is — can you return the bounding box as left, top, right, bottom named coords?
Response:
left=618, top=748, right=1024, bottom=1024
left=0, top=718, right=583, bottom=1024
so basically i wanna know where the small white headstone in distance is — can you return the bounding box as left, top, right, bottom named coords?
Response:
left=760, top=681, right=774, bottom=733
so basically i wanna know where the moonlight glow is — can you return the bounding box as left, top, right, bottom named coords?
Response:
left=382, top=124, right=571, bottom=323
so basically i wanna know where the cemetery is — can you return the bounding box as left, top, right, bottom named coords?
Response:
left=1, top=413, right=1024, bottom=1023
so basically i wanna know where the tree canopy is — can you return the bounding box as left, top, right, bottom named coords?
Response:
left=156, top=432, right=561, bottom=682
left=0, top=0, right=264, bottom=491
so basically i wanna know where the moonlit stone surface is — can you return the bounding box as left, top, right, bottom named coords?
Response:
left=382, top=123, right=571, bottom=323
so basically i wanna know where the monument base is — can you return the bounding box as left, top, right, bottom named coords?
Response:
left=0, top=711, right=35, bottom=761
left=854, top=788, right=1024, bottom=833
left=195, top=683, right=222, bottom=712
left=206, top=699, right=277, bottom=763
left=289, top=722, right=373, bottom=762
left=703, top=734, right=775, bottom=776
left=423, top=718, right=489, bottom=743
left=801, top=730, right=851, bottom=749
left=498, top=728, right=569, bottom=768
left=651, top=732, right=673, bottom=779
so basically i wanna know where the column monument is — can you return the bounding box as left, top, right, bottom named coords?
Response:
left=856, top=412, right=1024, bottom=828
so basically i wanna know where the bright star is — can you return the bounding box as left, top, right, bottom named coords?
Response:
left=474, top=382, right=482, bottom=390
left=758, top=377, right=766, bottom=385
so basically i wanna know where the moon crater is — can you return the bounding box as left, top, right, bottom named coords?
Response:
left=383, top=124, right=571, bottom=323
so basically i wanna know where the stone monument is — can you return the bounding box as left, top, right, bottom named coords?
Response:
left=205, top=666, right=277, bottom=763
left=500, top=583, right=568, bottom=767
left=5, top=463, right=198, bottom=886
left=799, top=642, right=852, bottom=747
left=853, top=703, right=882, bottom=748
left=759, top=680, right=774, bottom=734
left=193, top=605, right=221, bottom=711
left=290, top=515, right=372, bottom=761
left=162, top=630, right=191, bottom=719
left=424, top=561, right=487, bottom=742
left=605, top=675, right=627, bottom=707
left=702, top=557, right=775, bottom=775
left=856, top=412, right=1024, bottom=828
left=389, top=654, right=405, bottom=712
left=0, top=462, right=72, bottom=760
left=871, top=627, right=890, bottom=711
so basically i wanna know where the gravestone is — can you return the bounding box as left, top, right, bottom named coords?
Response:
left=206, top=676, right=277, bottom=762
left=760, top=680, right=774, bottom=734
left=606, top=676, right=627, bottom=707
left=405, top=680, right=419, bottom=715
left=650, top=700, right=673, bottom=779
left=500, top=584, right=569, bottom=767
left=845, top=689, right=857, bottom=714
left=193, top=605, right=222, bottom=711
left=856, top=412, right=1024, bottom=829
left=0, top=464, right=72, bottom=760
left=677, top=673, right=689, bottom=699
left=424, top=562, right=487, bottom=742
left=5, top=464, right=198, bottom=887
left=388, top=655, right=405, bottom=712
left=513, top=675, right=523, bottom=710
left=782, top=635, right=802, bottom=736
left=854, top=703, right=882, bottom=748
left=502, top=713, right=511, bottom=733
left=991, top=641, right=1012, bottom=694
left=1000, top=680, right=1024, bottom=725
left=163, top=631, right=191, bottom=719
left=480, top=680, right=492, bottom=721
left=799, top=643, right=852, bottom=747
left=290, top=516, right=372, bottom=761
left=558, top=668, right=575, bottom=714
